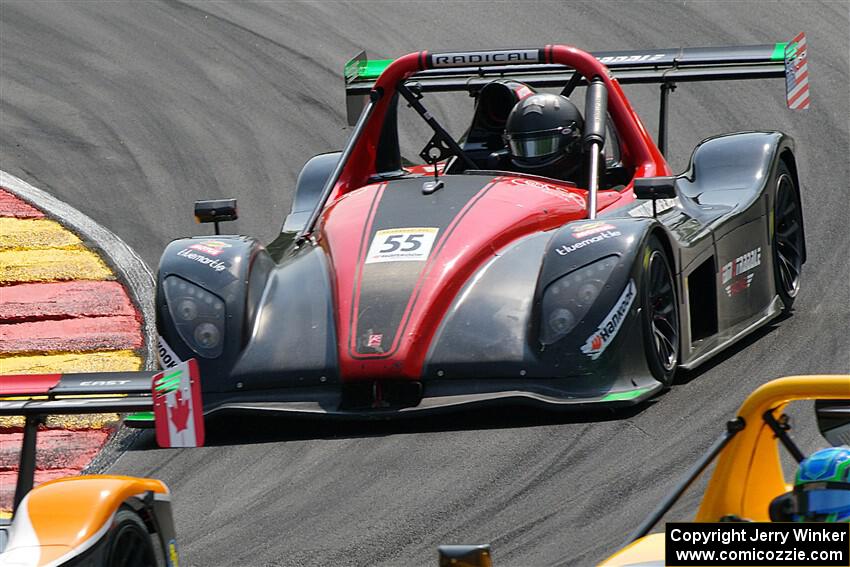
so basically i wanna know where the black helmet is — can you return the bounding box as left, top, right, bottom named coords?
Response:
left=504, top=93, right=584, bottom=176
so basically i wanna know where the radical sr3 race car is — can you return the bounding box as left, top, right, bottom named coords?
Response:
left=115, top=36, right=809, bottom=420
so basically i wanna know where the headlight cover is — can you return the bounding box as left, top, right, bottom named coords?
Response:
left=163, top=276, right=226, bottom=358
left=540, top=255, right=618, bottom=345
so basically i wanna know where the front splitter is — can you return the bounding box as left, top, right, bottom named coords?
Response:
left=126, top=380, right=663, bottom=425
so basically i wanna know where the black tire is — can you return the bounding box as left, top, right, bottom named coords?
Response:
left=773, top=162, right=804, bottom=311
left=641, top=235, right=679, bottom=388
left=105, top=508, right=163, bottom=567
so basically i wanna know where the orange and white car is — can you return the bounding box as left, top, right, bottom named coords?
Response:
left=0, top=360, right=202, bottom=567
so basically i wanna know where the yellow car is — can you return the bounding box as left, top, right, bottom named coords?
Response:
left=434, top=376, right=849, bottom=567
left=601, top=375, right=850, bottom=566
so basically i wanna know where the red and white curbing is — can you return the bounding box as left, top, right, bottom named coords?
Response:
left=0, top=170, right=154, bottom=512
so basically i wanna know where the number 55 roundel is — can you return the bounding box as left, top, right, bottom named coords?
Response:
left=365, top=227, right=439, bottom=264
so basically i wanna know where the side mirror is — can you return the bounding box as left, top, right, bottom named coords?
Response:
left=438, top=545, right=492, bottom=567
left=194, top=199, right=237, bottom=235
left=815, top=400, right=850, bottom=446
left=633, top=176, right=677, bottom=201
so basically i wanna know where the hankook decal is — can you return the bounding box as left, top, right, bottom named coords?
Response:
left=158, top=335, right=182, bottom=369
left=581, top=280, right=636, bottom=359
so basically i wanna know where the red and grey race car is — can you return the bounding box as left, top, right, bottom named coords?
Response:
left=66, top=38, right=815, bottom=420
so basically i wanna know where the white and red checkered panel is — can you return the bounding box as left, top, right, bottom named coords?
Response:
left=785, top=32, right=810, bottom=110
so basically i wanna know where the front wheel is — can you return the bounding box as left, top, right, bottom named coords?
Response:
left=105, top=508, right=164, bottom=567
left=773, top=162, right=804, bottom=311
left=641, top=236, right=679, bottom=388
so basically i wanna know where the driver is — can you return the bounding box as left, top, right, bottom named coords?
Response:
left=503, top=92, right=585, bottom=183
left=769, top=446, right=850, bottom=522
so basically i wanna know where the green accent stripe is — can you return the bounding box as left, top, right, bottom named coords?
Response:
left=155, top=378, right=180, bottom=392
left=771, top=42, right=788, bottom=61
left=125, top=411, right=154, bottom=422
left=155, top=369, right=182, bottom=391
left=360, top=59, right=393, bottom=80
left=602, top=387, right=652, bottom=402
left=347, top=59, right=393, bottom=82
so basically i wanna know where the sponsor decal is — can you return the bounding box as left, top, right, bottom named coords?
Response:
left=188, top=240, right=231, bottom=256
left=367, top=334, right=383, bottom=348
left=514, top=85, right=534, bottom=99
left=597, top=53, right=665, bottom=65
left=510, top=177, right=555, bottom=190
left=571, top=221, right=617, bottom=238
left=431, top=49, right=539, bottom=68
left=153, top=359, right=204, bottom=448
left=581, top=280, right=636, bottom=359
left=365, top=227, right=439, bottom=264
left=721, top=247, right=761, bottom=285
left=177, top=248, right=228, bottom=272
left=79, top=380, right=131, bottom=386
left=725, top=273, right=755, bottom=297
left=628, top=197, right=678, bottom=218
left=158, top=335, right=182, bottom=369
left=554, top=228, right=622, bottom=256
left=168, top=540, right=179, bottom=567
left=509, top=177, right=585, bottom=206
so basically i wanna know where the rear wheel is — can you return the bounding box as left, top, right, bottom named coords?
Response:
left=773, top=163, right=804, bottom=311
left=641, top=236, right=679, bottom=387
left=105, top=508, right=163, bottom=567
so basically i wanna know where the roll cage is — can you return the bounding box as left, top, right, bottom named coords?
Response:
left=299, top=45, right=668, bottom=242
left=298, top=39, right=804, bottom=242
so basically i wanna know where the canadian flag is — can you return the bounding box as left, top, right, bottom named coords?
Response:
left=153, top=358, right=205, bottom=448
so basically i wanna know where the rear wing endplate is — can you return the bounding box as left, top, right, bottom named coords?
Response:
left=344, top=35, right=809, bottom=125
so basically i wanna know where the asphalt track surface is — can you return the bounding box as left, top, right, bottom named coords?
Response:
left=1, top=1, right=848, bottom=565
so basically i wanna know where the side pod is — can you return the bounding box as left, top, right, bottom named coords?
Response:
left=156, top=235, right=274, bottom=390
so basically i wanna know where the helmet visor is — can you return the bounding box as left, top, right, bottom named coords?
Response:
left=783, top=488, right=850, bottom=521
left=803, top=489, right=850, bottom=517
left=507, top=133, right=563, bottom=159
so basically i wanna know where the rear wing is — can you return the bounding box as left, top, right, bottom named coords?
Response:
left=0, top=371, right=155, bottom=415
left=344, top=35, right=809, bottom=128
left=1, top=360, right=203, bottom=513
